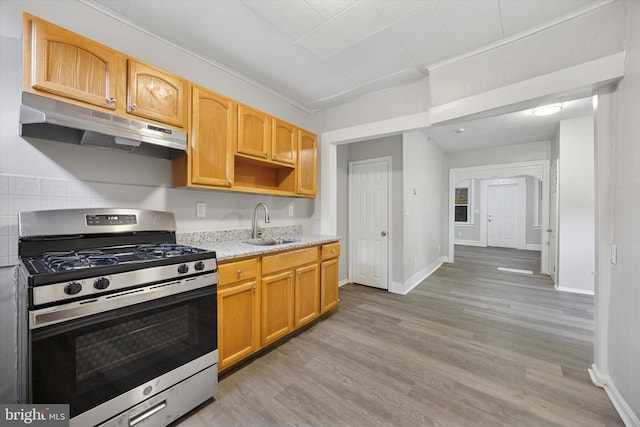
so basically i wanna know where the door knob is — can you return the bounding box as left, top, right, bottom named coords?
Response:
left=381, top=231, right=387, bottom=237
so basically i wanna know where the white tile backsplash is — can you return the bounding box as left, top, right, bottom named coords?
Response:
left=67, top=181, right=92, bottom=198
left=40, top=178, right=67, bottom=197
left=9, top=196, right=40, bottom=215
left=67, top=197, right=92, bottom=209
left=0, top=175, right=8, bottom=195
left=40, top=196, right=67, bottom=210
left=10, top=176, right=40, bottom=196
left=0, top=196, right=8, bottom=215
left=0, top=236, right=8, bottom=257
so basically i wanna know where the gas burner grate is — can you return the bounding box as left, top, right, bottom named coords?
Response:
left=43, top=250, right=119, bottom=271
left=135, top=243, right=201, bottom=259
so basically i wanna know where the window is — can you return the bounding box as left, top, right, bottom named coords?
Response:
left=455, top=180, right=473, bottom=224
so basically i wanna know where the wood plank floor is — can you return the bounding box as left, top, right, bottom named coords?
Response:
left=175, top=246, right=623, bottom=426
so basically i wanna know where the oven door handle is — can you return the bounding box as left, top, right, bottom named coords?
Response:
left=129, top=400, right=167, bottom=426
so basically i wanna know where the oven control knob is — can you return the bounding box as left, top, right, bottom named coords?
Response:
left=64, top=282, right=82, bottom=295
left=94, top=277, right=110, bottom=290
left=178, top=264, right=189, bottom=274
left=194, top=261, right=205, bottom=271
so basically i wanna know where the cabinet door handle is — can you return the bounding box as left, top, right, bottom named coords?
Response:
left=273, top=154, right=278, bottom=159
left=265, top=151, right=269, bottom=158
left=106, top=97, right=116, bottom=105
left=228, top=179, right=233, bottom=185
left=130, top=103, right=137, bottom=111
left=237, top=269, right=243, bottom=278
left=288, top=275, right=293, bottom=279
left=297, top=272, right=302, bottom=276
left=252, top=285, right=257, bottom=291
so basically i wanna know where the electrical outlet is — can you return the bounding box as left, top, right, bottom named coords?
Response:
left=288, top=204, right=294, bottom=217
left=196, top=202, right=206, bottom=218
left=610, top=243, right=617, bottom=264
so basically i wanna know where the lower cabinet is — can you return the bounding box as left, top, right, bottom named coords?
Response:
left=261, top=270, right=294, bottom=346
left=294, top=263, right=320, bottom=327
left=218, top=280, right=260, bottom=371
left=218, top=241, right=339, bottom=372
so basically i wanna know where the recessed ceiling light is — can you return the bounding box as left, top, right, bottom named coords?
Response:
left=455, top=128, right=465, bottom=133
left=532, top=103, right=563, bottom=116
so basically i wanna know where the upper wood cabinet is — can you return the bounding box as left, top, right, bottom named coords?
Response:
left=237, top=104, right=271, bottom=159
left=186, top=85, right=236, bottom=188
left=297, top=129, right=317, bottom=196
left=272, top=119, right=297, bottom=165
left=24, top=13, right=125, bottom=111
left=127, top=59, right=187, bottom=128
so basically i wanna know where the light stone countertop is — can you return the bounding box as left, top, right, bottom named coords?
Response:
left=176, top=226, right=339, bottom=262
left=196, top=234, right=340, bottom=262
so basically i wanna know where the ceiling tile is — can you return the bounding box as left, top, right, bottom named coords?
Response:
left=499, top=0, right=601, bottom=36
left=435, top=0, right=503, bottom=56
left=305, top=0, right=358, bottom=20
left=326, top=28, right=407, bottom=72
left=370, top=0, right=435, bottom=25
left=120, top=0, right=207, bottom=38
left=296, top=1, right=388, bottom=59
left=242, top=0, right=325, bottom=40
left=388, top=1, right=446, bottom=45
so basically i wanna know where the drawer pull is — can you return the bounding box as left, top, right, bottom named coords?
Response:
left=237, top=269, right=243, bottom=277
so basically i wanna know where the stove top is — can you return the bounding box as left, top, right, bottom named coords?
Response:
left=33, top=244, right=207, bottom=273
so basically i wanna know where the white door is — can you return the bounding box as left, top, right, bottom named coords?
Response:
left=548, top=161, right=559, bottom=284
left=349, top=158, right=389, bottom=290
left=487, top=184, right=519, bottom=248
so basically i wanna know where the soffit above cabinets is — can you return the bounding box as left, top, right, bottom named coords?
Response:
left=88, top=0, right=607, bottom=112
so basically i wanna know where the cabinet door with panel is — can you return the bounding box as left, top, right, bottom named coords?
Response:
left=297, top=129, right=317, bottom=196
left=217, top=258, right=259, bottom=371
left=320, top=242, right=340, bottom=314
left=25, top=14, right=124, bottom=111
left=237, top=104, right=270, bottom=159
left=190, top=86, right=236, bottom=188
left=261, top=270, right=294, bottom=346
left=294, top=263, right=320, bottom=327
left=127, top=59, right=187, bottom=128
left=272, top=119, right=297, bottom=165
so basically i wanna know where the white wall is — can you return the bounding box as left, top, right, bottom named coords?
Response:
left=606, top=0, right=640, bottom=420
left=555, top=116, right=596, bottom=294
left=401, top=131, right=445, bottom=293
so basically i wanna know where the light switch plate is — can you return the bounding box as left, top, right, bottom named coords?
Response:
left=196, top=202, right=206, bottom=218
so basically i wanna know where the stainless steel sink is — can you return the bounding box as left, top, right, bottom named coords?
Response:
left=242, top=237, right=301, bottom=246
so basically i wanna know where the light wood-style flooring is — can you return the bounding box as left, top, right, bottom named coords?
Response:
left=176, top=246, right=623, bottom=426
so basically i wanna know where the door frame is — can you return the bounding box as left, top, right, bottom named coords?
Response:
left=448, top=160, right=550, bottom=274
left=348, top=156, right=392, bottom=291
left=481, top=177, right=527, bottom=249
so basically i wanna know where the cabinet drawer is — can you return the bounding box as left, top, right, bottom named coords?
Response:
left=321, top=242, right=340, bottom=260
left=218, top=258, right=258, bottom=286
left=262, top=247, right=318, bottom=275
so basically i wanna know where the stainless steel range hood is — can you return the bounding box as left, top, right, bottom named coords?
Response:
left=19, top=92, right=187, bottom=159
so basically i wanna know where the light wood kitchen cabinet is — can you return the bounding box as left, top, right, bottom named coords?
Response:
left=237, top=104, right=271, bottom=159
left=321, top=242, right=340, bottom=314
left=173, top=85, right=235, bottom=188
left=294, top=263, right=320, bottom=327
left=261, top=269, right=294, bottom=346
left=217, top=258, right=260, bottom=371
left=272, top=119, right=297, bottom=165
left=127, top=59, right=187, bottom=128
left=23, top=13, right=125, bottom=111
left=297, top=129, right=317, bottom=196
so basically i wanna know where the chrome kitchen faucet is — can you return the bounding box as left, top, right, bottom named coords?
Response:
left=252, top=202, right=270, bottom=238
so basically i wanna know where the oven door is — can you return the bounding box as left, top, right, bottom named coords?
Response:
left=29, top=276, right=217, bottom=425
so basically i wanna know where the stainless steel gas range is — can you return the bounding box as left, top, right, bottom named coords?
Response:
left=15, top=208, right=218, bottom=427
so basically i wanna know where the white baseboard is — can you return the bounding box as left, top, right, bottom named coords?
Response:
left=338, top=279, right=349, bottom=287
left=454, top=239, right=485, bottom=247
left=525, top=244, right=542, bottom=251
left=390, top=256, right=445, bottom=295
left=555, top=284, right=595, bottom=295
left=589, top=364, right=640, bottom=427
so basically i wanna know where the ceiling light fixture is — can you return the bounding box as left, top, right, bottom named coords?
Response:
left=532, top=103, right=563, bottom=116
left=455, top=128, right=465, bottom=133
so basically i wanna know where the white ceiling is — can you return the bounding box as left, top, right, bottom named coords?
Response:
left=86, top=0, right=601, bottom=152
left=426, top=97, right=594, bottom=152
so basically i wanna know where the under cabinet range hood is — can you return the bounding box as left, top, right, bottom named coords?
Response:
left=19, top=92, right=187, bottom=159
